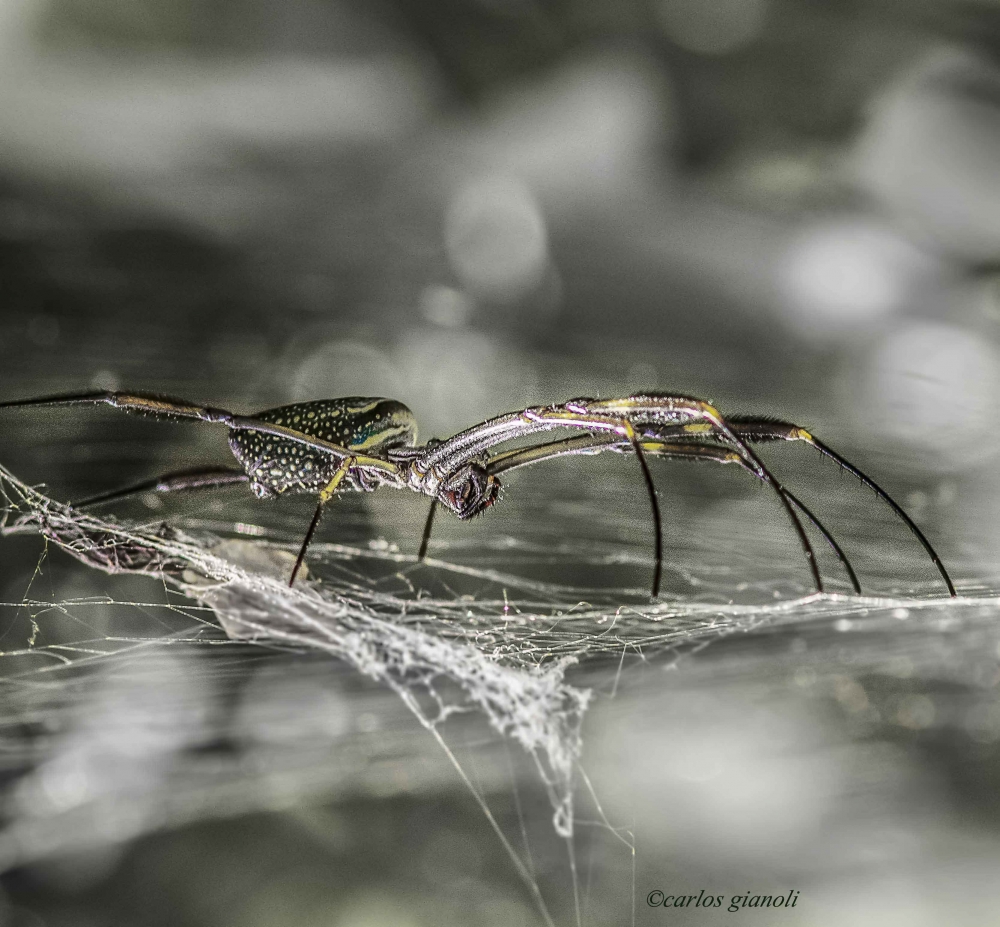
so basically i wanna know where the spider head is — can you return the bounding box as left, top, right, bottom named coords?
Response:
left=437, top=465, right=500, bottom=519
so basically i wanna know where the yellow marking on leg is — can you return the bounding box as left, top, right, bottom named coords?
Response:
left=640, top=441, right=742, bottom=464
left=682, top=423, right=714, bottom=434
left=793, top=427, right=813, bottom=441
left=592, top=398, right=640, bottom=412
left=526, top=409, right=635, bottom=438
left=319, top=457, right=355, bottom=504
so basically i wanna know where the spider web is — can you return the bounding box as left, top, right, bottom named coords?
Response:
left=0, top=459, right=974, bottom=922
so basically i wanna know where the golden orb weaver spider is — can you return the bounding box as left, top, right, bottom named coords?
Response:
left=0, top=390, right=956, bottom=598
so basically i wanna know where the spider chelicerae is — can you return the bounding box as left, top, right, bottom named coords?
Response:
left=0, top=390, right=956, bottom=598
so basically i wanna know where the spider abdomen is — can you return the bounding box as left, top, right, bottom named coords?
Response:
left=228, top=397, right=417, bottom=498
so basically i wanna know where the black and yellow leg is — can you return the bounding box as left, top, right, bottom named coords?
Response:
left=417, top=499, right=437, bottom=562
left=289, top=457, right=355, bottom=587
left=522, top=403, right=822, bottom=595
left=638, top=441, right=861, bottom=594
left=521, top=410, right=666, bottom=596
left=697, top=416, right=955, bottom=597
left=488, top=435, right=861, bottom=595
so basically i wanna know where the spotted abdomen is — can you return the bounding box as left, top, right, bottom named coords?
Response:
left=228, top=397, right=417, bottom=498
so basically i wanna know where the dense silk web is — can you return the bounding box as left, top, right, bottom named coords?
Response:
left=0, top=461, right=972, bottom=922
left=0, top=462, right=808, bottom=842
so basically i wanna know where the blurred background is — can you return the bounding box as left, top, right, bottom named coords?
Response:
left=2, top=0, right=1000, bottom=923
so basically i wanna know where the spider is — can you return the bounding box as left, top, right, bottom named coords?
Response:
left=0, top=390, right=956, bottom=598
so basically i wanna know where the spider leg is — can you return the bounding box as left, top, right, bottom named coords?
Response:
left=0, top=391, right=400, bottom=482
left=73, top=467, right=249, bottom=509
left=417, top=435, right=607, bottom=562
left=688, top=416, right=956, bottom=597
left=517, top=402, right=824, bottom=594
left=777, top=486, right=861, bottom=595
left=74, top=454, right=361, bottom=589
left=488, top=435, right=861, bottom=594
left=485, top=434, right=619, bottom=474
left=490, top=417, right=663, bottom=592
left=633, top=439, right=663, bottom=596
left=289, top=456, right=355, bottom=587
left=416, top=396, right=822, bottom=593
left=417, top=500, right=437, bottom=561
left=640, top=441, right=860, bottom=595
left=0, top=391, right=236, bottom=423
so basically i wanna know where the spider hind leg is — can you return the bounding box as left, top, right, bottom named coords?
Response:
left=73, top=467, right=250, bottom=509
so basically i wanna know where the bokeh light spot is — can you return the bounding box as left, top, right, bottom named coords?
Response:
left=445, top=175, right=549, bottom=303
left=419, top=285, right=474, bottom=329
left=780, top=220, right=940, bottom=340
left=291, top=340, right=405, bottom=404
left=852, top=322, right=1000, bottom=472
left=657, top=0, right=769, bottom=55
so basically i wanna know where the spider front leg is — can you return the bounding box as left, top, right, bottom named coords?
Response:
left=518, top=406, right=666, bottom=595
left=409, top=407, right=665, bottom=591
left=410, top=395, right=822, bottom=597
left=649, top=415, right=956, bottom=597
left=520, top=398, right=823, bottom=596
left=641, top=441, right=861, bottom=594
left=412, top=415, right=664, bottom=593
left=486, top=435, right=862, bottom=595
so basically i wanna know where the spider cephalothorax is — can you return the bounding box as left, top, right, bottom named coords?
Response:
left=0, top=390, right=956, bottom=598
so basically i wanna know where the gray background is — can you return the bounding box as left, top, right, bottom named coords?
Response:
left=1, top=0, right=1000, bottom=924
